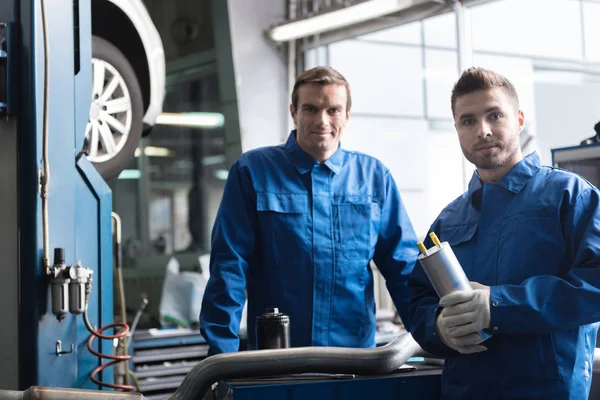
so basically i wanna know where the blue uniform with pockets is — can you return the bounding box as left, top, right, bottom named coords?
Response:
left=409, top=152, right=600, bottom=399
left=200, top=131, right=418, bottom=355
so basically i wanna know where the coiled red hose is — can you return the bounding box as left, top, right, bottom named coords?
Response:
left=84, top=309, right=134, bottom=391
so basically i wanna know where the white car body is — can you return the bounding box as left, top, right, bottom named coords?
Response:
left=103, top=0, right=165, bottom=128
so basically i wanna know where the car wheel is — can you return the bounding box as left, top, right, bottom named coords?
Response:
left=84, top=36, right=143, bottom=182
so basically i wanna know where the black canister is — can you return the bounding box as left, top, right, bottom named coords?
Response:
left=256, top=307, right=290, bottom=349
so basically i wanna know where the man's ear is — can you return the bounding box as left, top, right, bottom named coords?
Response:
left=290, top=103, right=297, bottom=125
left=517, top=110, right=525, bottom=130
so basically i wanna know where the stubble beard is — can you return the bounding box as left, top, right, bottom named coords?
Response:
left=464, top=142, right=518, bottom=171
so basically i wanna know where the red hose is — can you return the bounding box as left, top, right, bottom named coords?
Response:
left=84, top=311, right=134, bottom=391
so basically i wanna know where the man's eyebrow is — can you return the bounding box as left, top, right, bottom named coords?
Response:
left=458, top=106, right=502, bottom=120
left=485, top=106, right=501, bottom=113
left=301, top=103, right=344, bottom=109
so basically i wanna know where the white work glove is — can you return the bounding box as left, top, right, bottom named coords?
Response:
left=436, top=282, right=491, bottom=355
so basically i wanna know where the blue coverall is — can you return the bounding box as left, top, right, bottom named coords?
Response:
left=409, top=152, right=600, bottom=399
left=200, top=131, right=418, bottom=355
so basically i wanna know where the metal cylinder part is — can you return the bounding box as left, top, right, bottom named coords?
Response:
left=256, top=308, right=290, bottom=350
left=50, top=248, right=69, bottom=320
left=417, top=241, right=471, bottom=298
left=68, top=263, right=93, bottom=314
left=418, top=241, right=489, bottom=341
left=53, top=248, right=65, bottom=266
left=51, top=279, right=69, bottom=320
left=68, top=282, right=86, bottom=314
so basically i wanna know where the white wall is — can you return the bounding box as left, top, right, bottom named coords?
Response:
left=226, top=0, right=289, bottom=151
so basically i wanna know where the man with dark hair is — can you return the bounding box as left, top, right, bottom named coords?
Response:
left=408, top=66, right=600, bottom=399
left=200, top=66, right=419, bottom=355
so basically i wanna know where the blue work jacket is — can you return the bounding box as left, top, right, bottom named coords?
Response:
left=409, top=152, right=600, bottom=399
left=200, top=131, right=418, bottom=355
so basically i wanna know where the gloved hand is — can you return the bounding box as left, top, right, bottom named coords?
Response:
left=436, top=282, right=491, bottom=354
left=469, top=281, right=488, bottom=291
left=436, top=310, right=487, bottom=354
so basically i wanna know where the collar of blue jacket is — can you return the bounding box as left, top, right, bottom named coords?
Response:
left=284, top=130, right=344, bottom=175
left=468, top=151, right=543, bottom=199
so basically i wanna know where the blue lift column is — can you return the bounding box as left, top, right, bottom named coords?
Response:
left=0, top=0, right=114, bottom=391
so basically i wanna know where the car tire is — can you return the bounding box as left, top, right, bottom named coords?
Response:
left=84, top=36, right=143, bottom=182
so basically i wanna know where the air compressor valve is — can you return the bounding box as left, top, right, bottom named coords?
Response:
left=49, top=248, right=93, bottom=320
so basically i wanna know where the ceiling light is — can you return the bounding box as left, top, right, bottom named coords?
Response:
left=269, top=0, right=435, bottom=42
left=118, top=169, right=141, bottom=180
left=155, top=112, right=225, bottom=128
left=202, top=155, right=226, bottom=166
left=135, top=146, right=176, bottom=158
left=213, top=169, right=229, bottom=181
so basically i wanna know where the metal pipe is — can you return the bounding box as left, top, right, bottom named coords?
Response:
left=40, top=0, right=52, bottom=275
left=127, top=296, right=148, bottom=353
left=112, top=212, right=130, bottom=386
left=0, top=391, right=21, bottom=400
left=0, top=334, right=426, bottom=399
left=167, top=332, right=421, bottom=400
left=112, top=213, right=127, bottom=327
left=594, top=348, right=600, bottom=372
left=454, top=0, right=474, bottom=192
left=0, top=387, right=144, bottom=400
left=287, top=0, right=298, bottom=136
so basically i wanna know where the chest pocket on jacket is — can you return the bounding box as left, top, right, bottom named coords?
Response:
left=257, top=192, right=309, bottom=261
left=438, top=224, right=478, bottom=278
left=498, top=207, right=564, bottom=283
left=438, top=224, right=478, bottom=247
left=337, top=200, right=381, bottom=260
left=257, top=192, right=309, bottom=214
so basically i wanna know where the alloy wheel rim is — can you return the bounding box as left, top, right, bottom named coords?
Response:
left=85, top=58, right=133, bottom=163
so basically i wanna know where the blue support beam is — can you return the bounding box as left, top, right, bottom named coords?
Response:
left=0, top=0, right=113, bottom=391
